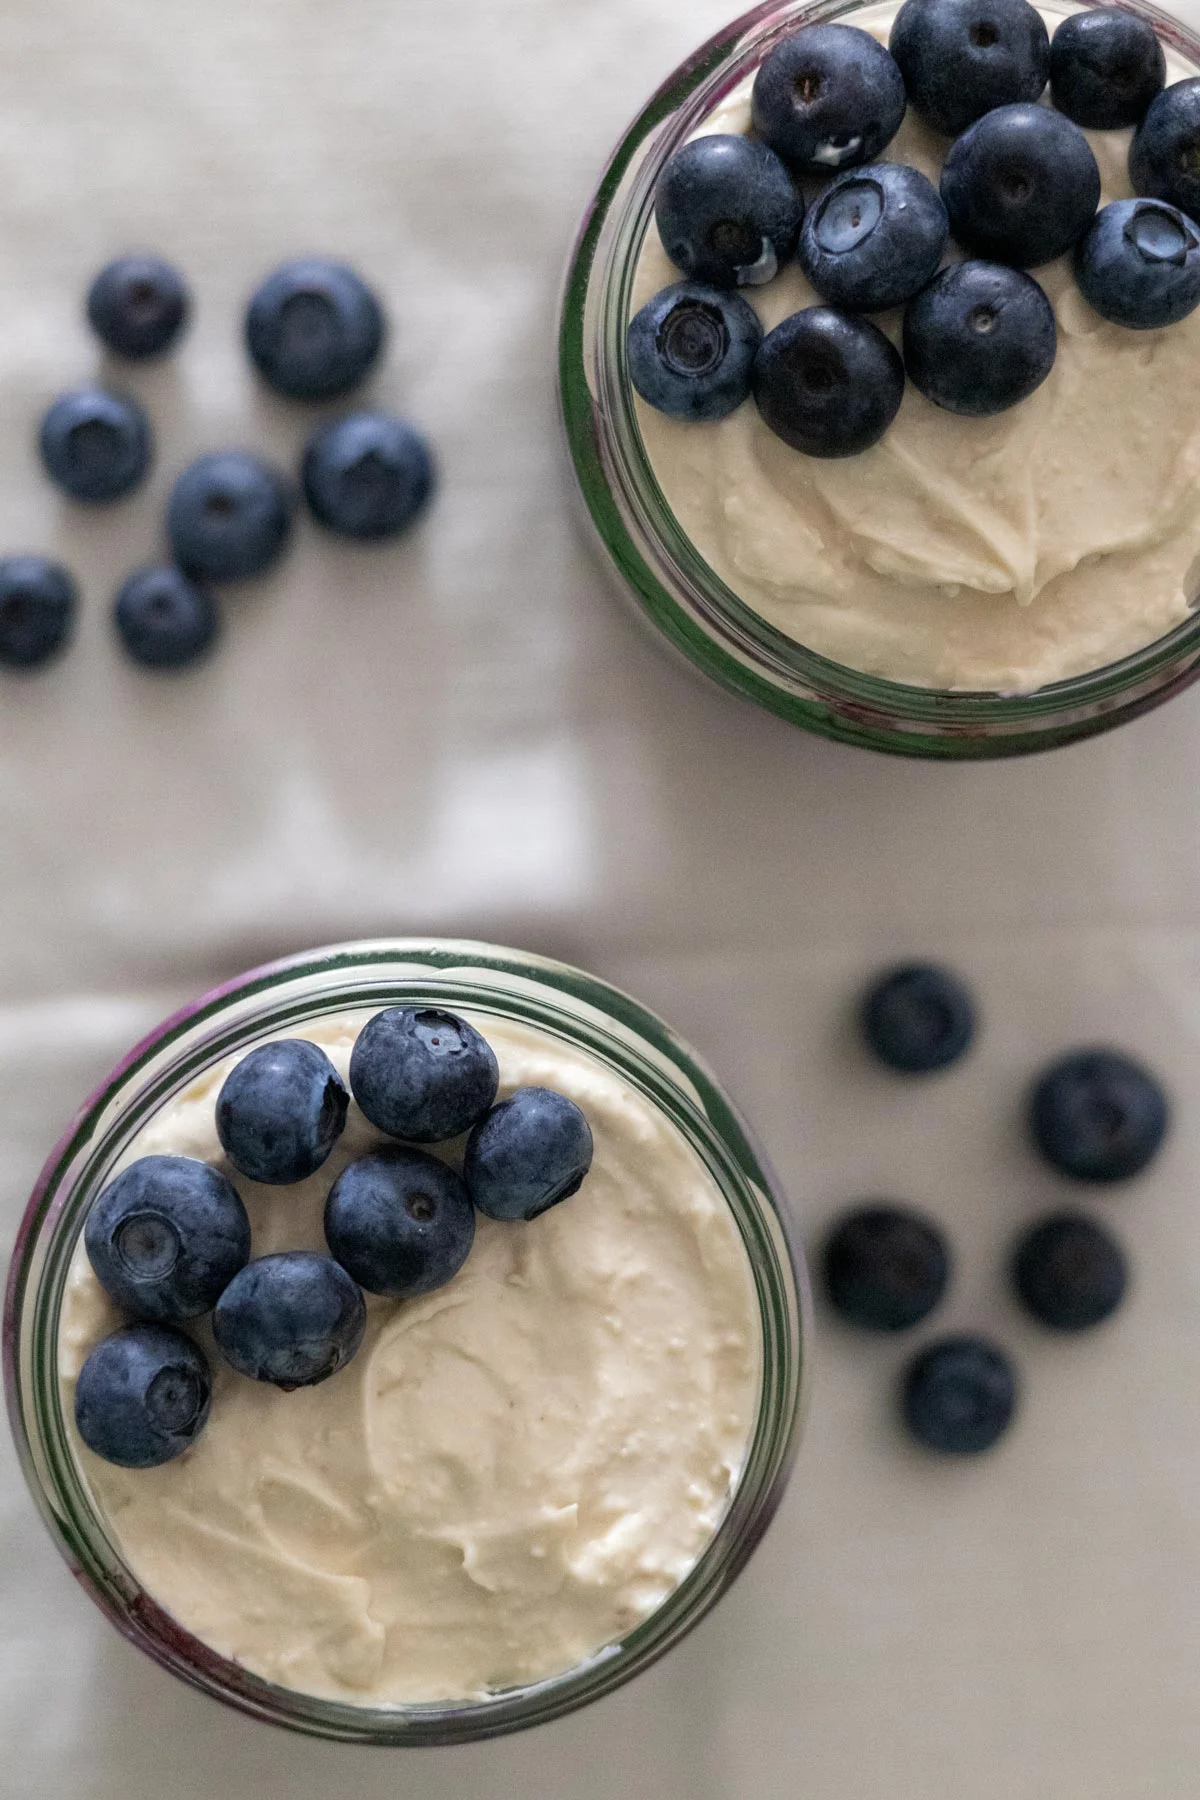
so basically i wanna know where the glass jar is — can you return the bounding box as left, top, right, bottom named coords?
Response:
left=4, top=939, right=806, bottom=1746
left=559, top=0, right=1200, bottom=758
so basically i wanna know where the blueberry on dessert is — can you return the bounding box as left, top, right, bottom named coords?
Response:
left=752, top=307, right=904, bottom=457
left=39, top=387, right=152, bottom=503
left=860, top=963, right=975, bottom=1071
left=1049, top=8, right=1166, bottom=130
left=799, top=163, right=948, bottom=312
left=167, top=451, right=293, bottom=582
left=85, top=1154, right=251, bottom=1322
left=751, top=23, right=906, bottom=176
left=464, top=1086, right=594, bottom=1222
left=903, top=260, right=1056, bottom=416
left=245, top=258, right=385, bottom=401
left=113, top=565, right=220, bottom=671
left=654, top=134, right=802, bottom=288
left=213, top=1252, right=367, bottom=1388
left=75, top=1324, right=212, bottom=1468
left=349, top=1006, right=499, bottom=1143
left=1029, top=1047, right=1168, bottom=1182
left=1075, top=198, right=1200, bottom=329
left=627, top=282, right=762, bottom=420
left=325, top=1146, right=476, bottom=1296
left=940, top=104, right=1101, bottom=268
left=1130, top=79, right=1200, bottom=223
left=901, top=1334, right=1017, bottom=1453
left=1012, top=1212, right=1128, bottom=1331
left=822, top=1204, right=950, bottom=1331
left=302, top=412, right=434, bottom=540
left=216, top=1039, right=350, bottom=1185
left=0, top=556, right=77, bottom=670
left=890, top=0, right=1050, bottom=137
left=86, top=254, right=191, bottom=359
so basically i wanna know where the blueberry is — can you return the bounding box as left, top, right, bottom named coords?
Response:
left=216, top=1039, right=349, bottom=1185
left=822, top=1204, right=950, bottom=1331
left=799, top=163, right=948, bottom=312
left=325, top=1146, right=475, bottom=1296
left=901, top=1334, right=1017, bottom=1453
left=1075, top=198, right=1200, bottom=329
left=1030, top=1047, right=1168, bottom=1182
left=890, top=0, right=1050, bottom=137
left=349, top=1007, right=499, bottom=1143
left=0, top=556, right=77, bottom=671
left=213, top=1252, right=366, bottom=1389
left=754, top=306, right=904, bottom=458
left=463, top=1087, right=593, bottom=1222
left=750, top=23, right=906, bottom=176
left=85, top=1153, right=251, bottom=1322
left=1130, top=78, right=1200, bottom=223
left=655, top=134, right=802, bottom=288
left=302, top=412, right=434, bottom=540
left=74, top=1323, right=212, bottom=1469
left=245, top=258, right=384, bottom=401
left=941, top=104, right=1100, bottom=268
left=903, top=260, right=1056, bottom=416
left=1012, top=1212, right=1128, bottom=1331
left=861, top=963, right=975, bottom=1072
left=86, top=254, right=190, bottom=359
left=39, top=387, right=151, bottom=503
left=627, top=281, right=762, bottom=420
left=1049, top=8, right=1165, bottom=130
left=167, top=451, right=292, bottom=583
left=113, top=565, right=220, bottom=671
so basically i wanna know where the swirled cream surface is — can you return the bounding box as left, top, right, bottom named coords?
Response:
left=57, top=1012, right=761, bottom=1705
left=632, top=3, right=1200, bottom=692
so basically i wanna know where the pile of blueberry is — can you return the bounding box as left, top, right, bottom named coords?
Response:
left=72, top=1009, right=593, bottom=1469
left=825, top=962, right=1167, bottom=1453
left=630, top=0, right=1200, bottom=454
left=0, top=255, right=434, bottom=675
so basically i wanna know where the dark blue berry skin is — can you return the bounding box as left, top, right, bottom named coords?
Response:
left=114, top=565, right=220, bottom=671
left=752, top=307, right=904, bottom=457
left=86, top=255, right=190, bottom=359
left=1030, top=1048, right=1168, bottom=1182
left=167, top=451, right=292, bottom=583
left=1050, top=9, right=1165, bottom=130
left=861, top=963, right=975, bottom=1072
left=325, top=1146, right=475, bottom=1297
left=891, top=0, right=1049, bottom=137
left=1076, top=198, right=1200, bottom=329
left=655, top=134, right=802, bottom=288
left=463, top=1087, right=594, bottom=1223
left=1012, top=1212, right=1128, bottom=1331
left=903, top=260, right=1056, bottom=416
left=1130, top=79, right=1200, bottom=223
left=245, top=258, right=384, bottom=401
left=85, top=1154, right=251, bottom=1323
left=941, top=104, right=1100, bottom=268
left=823, top=1205, right=950, bottom=1331
left=216, top=1039, right=349, bottom=1186
left=74, top=1324, right=212, bottom=1469
left=901, top=1335, right=1017, bottom=1453
left=302, top=412, right=434, bottom=540
left=0, top=556, right=76, bottom=670
left=627, top=282, right=762, bottom=421
left=751, top=24, right=906, bottom=176
left=349, top=1007, right=499, bottom=1144
left=799, top=163, right=948, bottom=312
left=39, top=387, right=151, bottom=503
left=213, top=1252, right=366, bottom=1389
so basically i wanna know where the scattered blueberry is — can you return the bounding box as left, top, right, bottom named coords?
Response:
left=903, top=260, right=1056, bottom=416
left=941, top=104, right=1100, bottom=268
left=349, top=1007, right=499, bottom=1143
left=823, top=1204, right=950, bottom=1330
left=302, top=412, right=434, bottom=540
left=167, top=451, right=292, bottom=583
left=1050, top=8, right=1165, bottom=130
left=901, top=1334, right=1018, bottom=1453
left=1030, top=1047, right=1168, bottom=1182
left=799, top=163, right=948, bottom=312
left=74, top=1323, right=212, bottom=1468
left=752, top=306, right=904, bottom=457
left=464, top=1086, right=594, bottom=1222
left=751, top=23, right=906, bottom=176
left=890, top=0, right=1050, bottom=136
left=213, top=1251, right=366, bottom=1389
left=1130, top=78, right=1200, bottom=223
left=1012, top=1212, right=1128, bottom=1331
left=325, top=1145, right=476, bottom=1296
left=39, top=387, right=151, bottom=503
left=216, top=1039, right=349, bottom=1185
left=627, top=281, right=762, bottom=420
left=86, top=255, right=190, bottom=360
left=245, top=258, right=384, bottom=401
left=1076, top=197, right=1200, bottom=329
left=0, top=556, right=77, bottom=671
left=861, top=963, right=975, bottom=1073
left=113, top=565, right=220, bottom=671
left=84, top=1153, right=251, bottom=1322
left=655, top=133, right=803, bottom=288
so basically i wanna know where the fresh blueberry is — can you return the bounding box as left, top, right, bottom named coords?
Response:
left=1130, top=78, right=1200, bottom=223
left=86, top=254, right=190, bottom=359
left=890, top=0, right=1050, bottom=136
left=245, top=258, right=385, bottom=401
left=216, top=1039, right=349, bottom=1186
left=1075, top=197, right=1200, bottom=329
left=213, top=1251, right=366, bottom=1389
left=822, top=1204, right=950, bottom=1331
left=941, top=104, right=1100, bottom=268
left=861, top=963, right=975, bottom=1072
left=463, top=1087, right=594, bottom=1223
left=74, top=1323, right=212, bottom=1468
left=655, top=134, right=802, bottom=288
left=39, top=387, right=151, bottom=503
left=754, top=304, right=904, bottom=459
left=1030, top=1047, right=1168, bottom=1182
left=325, top=1146, right=475, bottom=1296
left=750, top=23, right=906, bottom=176
left=85, top=1153, right=251, bottom=1323
left=167, top=451, right=292, bottom=583
left=901, top=1335, right=1017, bottom=1453
left=113, top=565, right=219, bottom=671
left=627, top=281, right=762, bottom=420
left=1050, top=8, right=1165, bottom=130
left=302, top=412, right=434, bottom=540
left=903, top=260, right=1056, bottom=416
left=0, top=556, right=77, bottom=671
left=1012, top=1212, right=1128, bottom=1331
left=799, top=163, right=948, bottom=312
left=349, top=1007, right=499, bottom=1143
